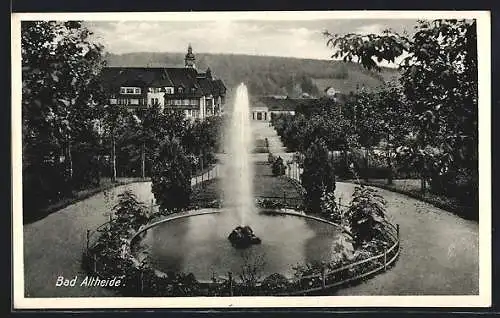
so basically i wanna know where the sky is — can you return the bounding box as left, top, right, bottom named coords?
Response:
left=86, top=18, right=418, bottom=65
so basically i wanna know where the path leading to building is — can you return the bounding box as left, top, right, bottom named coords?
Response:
left=23, top=165, right=219, bottom=297
left=252, top=121, right=289, bottom=155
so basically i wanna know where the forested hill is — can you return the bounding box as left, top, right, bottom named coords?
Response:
left=105, top=52, right=400, bottom=98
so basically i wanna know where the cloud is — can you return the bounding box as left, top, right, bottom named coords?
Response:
left=87, top=19, right=416, bottom=63
left=355, top=23, right=384, bottom=35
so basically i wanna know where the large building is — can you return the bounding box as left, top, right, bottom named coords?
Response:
left=251, top=96, right=314, bottom=121
left=100, top=45, right=226, bottom=120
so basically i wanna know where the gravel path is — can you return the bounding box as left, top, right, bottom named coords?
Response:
left=334, top=182, right=479, bottom=295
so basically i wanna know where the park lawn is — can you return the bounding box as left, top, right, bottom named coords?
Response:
left=191, top=162, right=302, bottom=202
left=253, top=162, right=302, bottom=199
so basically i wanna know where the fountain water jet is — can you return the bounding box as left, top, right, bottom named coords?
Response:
left=223, top=83, right=260, bottom=248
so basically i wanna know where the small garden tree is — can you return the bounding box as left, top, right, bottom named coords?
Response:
left=346, top=186, right=388, bottom=248
left=320, top=190, right=341, bottom=222
left=301, top=139, right=336, bottom=213
left=110, top=190, right=148, bottom=236
left=271, top=156, right=286, bottom=176
left=151, top=137, right=192, bottom=213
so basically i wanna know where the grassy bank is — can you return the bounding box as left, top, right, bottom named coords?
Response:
left=347, top=179, right=478, bottom=221
left=24, top=177, right=148, bottom=224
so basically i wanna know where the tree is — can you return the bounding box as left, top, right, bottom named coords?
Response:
left=271, top=156, right=286, bottom=176
left=301, top=139, right=336, bottom=213
left=22, top=21, right=105, bottom=182
left=100, top=104, right=132, bottom=181
left=182, top=115, right=222, bottom=173
left=325, top=19, right=478, bottom=197
left=110, top=190, right=149, bottom=236
left=128, top=104, right=167, bottom=179
left=22, top=21, right=105, bottom=213
left=151, top=138, right=192, bottom=213
left=347, top=83, right=413, bottom=184
left=346, top=186, right=388, bottom=248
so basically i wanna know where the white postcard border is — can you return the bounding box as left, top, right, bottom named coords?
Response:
left=11, top=10, right=491, bottom=309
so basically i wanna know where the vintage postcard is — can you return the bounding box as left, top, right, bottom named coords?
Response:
left=11, top=10, right=491, bottom=309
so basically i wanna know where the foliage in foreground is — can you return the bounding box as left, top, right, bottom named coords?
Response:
left=324, top=19, right=478, bottom=210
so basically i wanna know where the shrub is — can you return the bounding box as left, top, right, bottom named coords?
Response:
left=346, top=186, right=387, bottom=248
left=268, top=152, right=275, bottom=164
left=111, top=190, right=149, bottom=235
left=271, top=156, right=286, bottom=176
left=319, top=190, right=341, bottom=222
left=151, top=138, right=192, bottom=213
left=260, top=273, right=290, bottom=293
left=256, top=198, right=284, bottom=210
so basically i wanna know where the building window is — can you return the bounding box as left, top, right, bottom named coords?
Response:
left=178, top=87, right=184, bottom=93
left=121, top=87, right=141, bottom=95
left=165, top=87, right=174, bottom=94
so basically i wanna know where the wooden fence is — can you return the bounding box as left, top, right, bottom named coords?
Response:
left=277, top=221, right=400, bottom=296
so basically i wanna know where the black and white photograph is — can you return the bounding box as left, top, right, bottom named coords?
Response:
left=12, top=11, right=491, bottom=309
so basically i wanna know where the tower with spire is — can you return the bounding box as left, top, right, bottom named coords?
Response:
left=184, top=44, right=196, bottom=69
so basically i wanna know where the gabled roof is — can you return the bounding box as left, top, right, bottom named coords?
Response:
left=100, top=66, right=226, bottom=98
left=212, top=79, right=226, bottom=96
left=197, top=78, right=214, bottom=96
left=163, top=67, right=198, bottom=89
left=100, top=67, right=174, bottom=93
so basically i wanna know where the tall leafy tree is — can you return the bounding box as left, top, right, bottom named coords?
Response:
left=151, top=138, right=192, bottom=213
left=100, top=104, right=132, bottom=181
left=22, top=21, right=105, bottom=212
left=325, top=19, right=477, bottom=197
left=301, top=139, right=336, bottom=213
